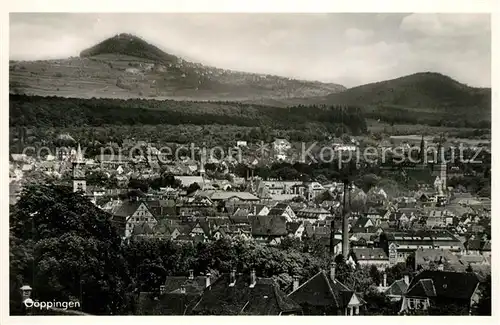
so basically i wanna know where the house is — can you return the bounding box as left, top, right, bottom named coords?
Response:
left=137, top=270, right=216, bottom=315
left=383, top=276, right=410, bottom=302
left=273, top=138, right=291, bottom=153
left=268, top=203, right=297, bottom=221
left=296, top=207, right=332, bottom=222
left=351, top=217, right=376, bottom=233
left=288, top=262, right=365, bottom=315
left=306, top=182, right=325, bottom=200
left=286, top=222, right=305, bottom=238
left=204, top=191, right=260, bottom=203
left=382, top=231, right=463, bottom=265
left=176, top=196, right=215, bottom=217
left=189, top=269, right=301, bottom=315
left=251, top=204, right=270, bottom=216
left=463, top=239, right=491, bottom=257
left=113, top=201, right=158, bottom=238
left=413, top=248, right=460, bottom=271
left=250, top=215, right=288, bottom=245
left=400, top=270, right=480, bottom=315
left=349, top=248, right=390, bottom=270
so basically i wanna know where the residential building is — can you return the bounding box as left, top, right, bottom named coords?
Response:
left=288, top=262, right=365, bottom=315
left=189, top=269, right=301, bottom=315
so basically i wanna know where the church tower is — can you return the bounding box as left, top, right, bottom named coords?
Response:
left=199, top=148, right=206, bottom=191
left=72, top=144, right=86, bottom=193
left=419, top=134, right=426, bottom=164
left=432, top=137, right=447, bottom=193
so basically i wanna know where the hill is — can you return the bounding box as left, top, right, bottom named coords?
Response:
left=310, top=72, right=491, bottom=128
left=323, top=72, right=490, bottom=109
left=9, top=33, right=345, bottom=101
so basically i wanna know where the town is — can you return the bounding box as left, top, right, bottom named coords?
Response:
left=10, top=132, right=491, bottom=315
left=8, top=12, right=492, bottom=318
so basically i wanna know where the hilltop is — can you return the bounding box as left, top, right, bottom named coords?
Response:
left=9, top=33, right=345, bottom=101
left=292, top=72, right=492, bottom=128
left=322, top=72, right=491, bottom=110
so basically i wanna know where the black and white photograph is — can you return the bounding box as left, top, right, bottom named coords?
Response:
left=4, top=3, right=495, bottom=320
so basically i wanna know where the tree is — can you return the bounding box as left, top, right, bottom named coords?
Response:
left=475, top=275, right=491, bottom=315
left=128, top=178, right=149, bottom=193
left=10, top=184, right=133, bottom=315
left=369, top=265, right=381, bottom=286
left=186, top=182, right=201, bottom=195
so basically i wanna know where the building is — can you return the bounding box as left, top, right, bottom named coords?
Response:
left=189, top=269, right=301, bottom=315
left=349, top=248, right=390, bottom=270
left=288, top=262, right=364, bottom=315
left=72, top=144, right=86, bottom=193
left=113, top=200, right=158, bottom=238
left=137, top=270, right=216, bottom=315
left=382, top=231, right=463, bottom=265
left=400, top=270, right=480, bottom=315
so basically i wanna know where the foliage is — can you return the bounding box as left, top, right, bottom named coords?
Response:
left=475, top=275, right=491, bottom=315
left=10, top=94, right=368, bottom=135
left=10, top=184, right=133, bottom=315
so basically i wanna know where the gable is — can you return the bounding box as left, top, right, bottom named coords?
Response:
left=347, top=293, right=361, bottom=306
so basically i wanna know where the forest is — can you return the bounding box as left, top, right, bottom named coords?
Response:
left=9, top=94, right=368, bottom=135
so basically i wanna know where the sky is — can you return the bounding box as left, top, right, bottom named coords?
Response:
left=9, top=13, right=491, bottom=88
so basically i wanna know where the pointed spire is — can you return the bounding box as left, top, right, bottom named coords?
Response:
left=420, top=134, right=426, bottom=163
left=76, top=143, right=83, bottom=162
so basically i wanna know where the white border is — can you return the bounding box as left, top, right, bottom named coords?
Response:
left=1, top=1, right=498, bottom=325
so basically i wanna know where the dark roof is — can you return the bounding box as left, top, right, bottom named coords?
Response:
left=164, top=275, right=215, bottom=295
left=113, top=201, right=142, bottom=217
left=407, top=279, right=437, bottom=297
left=465, top=239, right=490, bottom=251
left=136, top=292, right=198, bottom=315
left=251, top=215, right=288, bottom=237
left=406, top=270, right=480, bottom=301
left=190, top=273, right=301, bottom=315
left=288, top=271, right=356, bottom=310
left=286, top=222, right=302, bottom=234
left=268, top=203, right=290, bottom=216
left=385, top=279, right=408, bottom=296
left=230, top=208, right=250, bottom=224
left=352, top=248, right=388, bottom=261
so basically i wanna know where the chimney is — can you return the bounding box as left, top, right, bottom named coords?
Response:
left=188, top=269, right=194, bottom=280
left=293, top=276, right=300, bottom=292
left=20, top=284, right=32, bottom=302
left=342, top=180, right=350, bottom=258
left=205, top=272, right=211, bottom=288
left=404, top=275, right=409, bottom=286
left=180, top=284, right=186, bottom=294
left=330, top=262, right=336, bottom=282
left=329, top=218, right=335, bottom=254
left=159, top=284, right=166, bottom=295
left=229, top=268, right=236, bottom=286
left=250, top=269, right=256, bottom=288
left=383, top=273, right=387, bottom=287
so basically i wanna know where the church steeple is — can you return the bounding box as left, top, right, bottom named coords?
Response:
left=72, top=143, right=86, bottom=193
left=419, top=134, right=426, bottom=164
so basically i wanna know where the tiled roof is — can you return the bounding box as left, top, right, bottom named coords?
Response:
left=251, top=215, right=288, bottom=237
left=352, top=248, right=388, bottom=261
left=406, top=270, right=479, bottom=301
left=113, top=201, right=142, bottom=217
left=288, top=271, right=356, bottom=310
left=190, top=273, right=301, bottom=315
left=385, top=279, right=408, bottom=296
